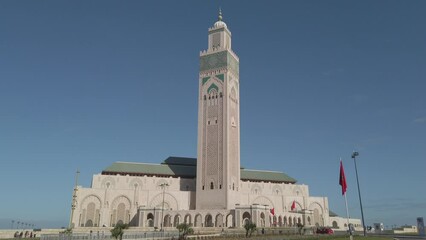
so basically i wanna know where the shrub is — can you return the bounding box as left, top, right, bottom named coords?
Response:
left=110, top=224, right=129, bottom=240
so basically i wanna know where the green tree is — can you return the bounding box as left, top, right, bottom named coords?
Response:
left=176, top=223, right=193, bottom=240
left=243, top=222, right=256, bottom=238
left=62, top=228, right=72, bottom=234
left=110, top=223, right=129, bottom=240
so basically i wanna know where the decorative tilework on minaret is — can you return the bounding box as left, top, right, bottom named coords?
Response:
left=196, top=10, right=241, bottom=210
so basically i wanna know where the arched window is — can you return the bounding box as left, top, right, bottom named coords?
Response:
left=147, top=213, right=154, bottom=227
left=210, top=182, right=214, bottom=189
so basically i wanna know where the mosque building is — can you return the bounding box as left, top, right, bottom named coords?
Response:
left=70, top=11, right=361, bottom=231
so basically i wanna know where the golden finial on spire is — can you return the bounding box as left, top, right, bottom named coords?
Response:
left=218, top=7, right=223, bottom=21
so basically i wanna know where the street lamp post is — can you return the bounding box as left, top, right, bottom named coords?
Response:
left=159, top=182, right=169, bottom=234
left=69, top=170, right=80, bottom=229
left=250, top=205, right=253, bottom=224
left=263, top=205, right=268, bottom=227
left=153, top=207, right=156, bottom=228
left=352, top=151, right=366, bottom=236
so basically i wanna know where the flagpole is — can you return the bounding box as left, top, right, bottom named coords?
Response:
left=344, top=193, right=353, bottom=240
left=340, top=158, right=353, bottom=240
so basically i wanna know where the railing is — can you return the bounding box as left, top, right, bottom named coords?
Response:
left=41, top=231, right=180, bottom=240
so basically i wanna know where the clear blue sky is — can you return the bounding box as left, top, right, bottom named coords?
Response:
left=1, top=0, right=425, bottom=229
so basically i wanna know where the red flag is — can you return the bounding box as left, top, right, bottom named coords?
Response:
left=339, top=160, right=347, bottom=195
left=291, top=201, right=296, bottom=211
left=270, top=208, right=275, bottom=216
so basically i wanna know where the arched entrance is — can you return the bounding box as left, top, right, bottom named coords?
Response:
left=205, top=214, right=213, bottom=227
left=147, top=213, right=154, bottom=227
left=242, top=212, right=251, bottom=226
left=215, top=214, right=223, bottom=227
left=164, top=214, right=172, bottom=227
left=194, top=214, right=202, bottom=227
left=313, top=209, right=323, bottom=226
left=184, top=214, right=191, bottom=225
left=226, top=214, right=233, bottom=228
left=85, top=220, right=93, bottom=227
left=174, top=215, right=181, bottom=227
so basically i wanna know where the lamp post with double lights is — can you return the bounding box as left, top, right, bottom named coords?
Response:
left=159, top=182, right=169, bottom=234
left=352, top=151, right=366, bottom=236
left=69, top=170, right=80, bottom=229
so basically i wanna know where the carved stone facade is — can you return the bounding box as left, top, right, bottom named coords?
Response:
left=72, top=172, right=331, bottom=229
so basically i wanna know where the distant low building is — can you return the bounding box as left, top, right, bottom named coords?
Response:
left=374, top=223, right=384, bottom=233
left=329, top=211, right=362, bottom=231
left=393, top=225, right=418, bottom=234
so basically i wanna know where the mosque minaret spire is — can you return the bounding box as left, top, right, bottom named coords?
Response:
left=196, top=10, right=241, bottom=210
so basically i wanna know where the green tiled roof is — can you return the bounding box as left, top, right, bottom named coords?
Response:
left=102, top=156, right=297, bottom=184
left=329, top=210, right=338, bottom=217
left=162, top=157, right=197, bottom=166
left=241, top=169, right=296, bottom=183
left=103, top=162, right=196, bottom=178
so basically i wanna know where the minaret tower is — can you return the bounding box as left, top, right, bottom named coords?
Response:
left=196, top=10, right=240, bottom=210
